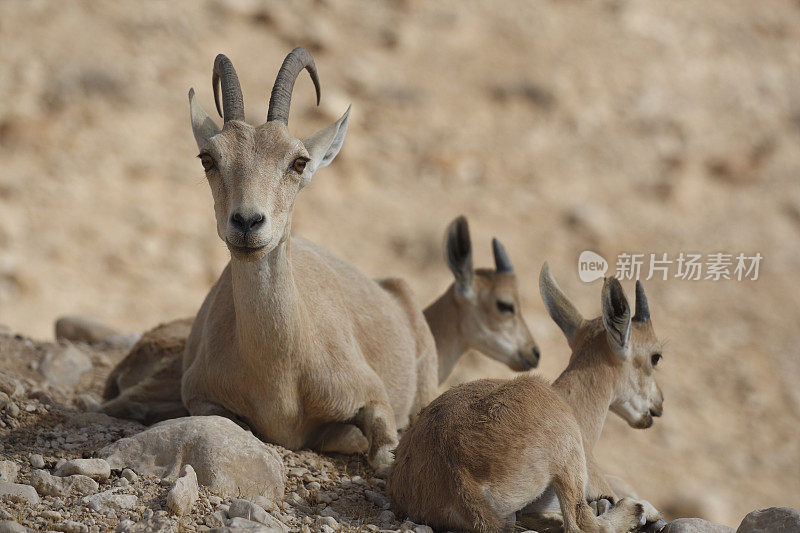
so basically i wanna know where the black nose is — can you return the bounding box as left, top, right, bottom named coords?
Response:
left=650, top=406, right=663, bottom=417
left=533, top=346, right=541, bottom=360
left=231, top=212, right=265, bottom=232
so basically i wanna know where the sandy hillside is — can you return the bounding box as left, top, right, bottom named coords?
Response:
left=1, top=0, right=799, bottom=528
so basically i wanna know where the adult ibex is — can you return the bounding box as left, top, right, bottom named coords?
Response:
left=101, top=217, right=541, bottom=423
left=181, top=49, right=438, bottom=474
left=387, top=264, right=665, bottom=532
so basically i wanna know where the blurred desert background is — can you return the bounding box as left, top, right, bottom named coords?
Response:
left=1, top=0, right=799, bottom=528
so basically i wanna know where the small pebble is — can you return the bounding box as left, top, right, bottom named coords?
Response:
left=30, top=454, right=45, bottom=469
left=41, top=510, right=61, bottom=520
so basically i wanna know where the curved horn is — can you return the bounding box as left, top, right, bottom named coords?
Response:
left=267, top=47, right=321, bottom=125
left=632, top=280, right=651, bottom=322
left=212, top=54, right=245, bottom=122
left=492, top=238, right=514, bottom=273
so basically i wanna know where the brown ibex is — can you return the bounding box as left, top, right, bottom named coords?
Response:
left=386, top=263, right=665, bottom=532
left=180, top=49, right=439, bottom=474
left=101, top=217, right=541, bottom=424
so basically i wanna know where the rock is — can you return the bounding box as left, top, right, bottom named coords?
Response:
left=316, top=491, right=334, bottom=504
left=3, top=402, right=19, bottom=418
left=205, top=510, right=227, bottom=528
left=365, top=488, right=391, bottom=509
left=0, top=373, right=23, bottom=398
left=121, top=468, right=138, bottom=482
left=228, top=499, right=286, bottom=531
left=55, top=458, right=111, bottom=481
left=737, top=507, right=800, bottom=532
left=0, top=481, right=40, bottom=504
left=55, top=315, right=122, bottom=345
left=663, top=518, right=735, bottom=532
left=115, top=517, right=176, bottom=532
left=166, top=464, right=198, bottom=516
left=70, top=475, right=98, bottom=492
left=82, top=488, right=138, bottom=512
left=217, top=517, right=284, bottom=531
left=229, top=499, right=268, bottom=523
left=42, top=510, right=62, bottom=520
left=56, top=521, right=89, bottom=533
left=30, top=470, right=99, bottom=497
left=320, top=506, right=340, bottom=519
left=29, top=454, right=45, bottom=469
left=39, top=344, right=92, bottom=386
left=0, top=461, right=18, bottom=483
left=413, top=526, right=434, bottom=533
left=0, top=522, right=27, bottom=533
left=378, top=509, right=395, bottom=524
left=314, top=517, right=337, bottom=530
left=30, top=469, right=64, bottom=496
left=99, top=416, right=285, bottom=503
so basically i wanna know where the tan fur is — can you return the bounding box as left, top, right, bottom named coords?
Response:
left=425, top=269, right=538, bottom=383
left=428, top=216, right=539, bottom=383
left=99, top=221, right=539, bottom=423
left=101, top=318, right=191, bottom=424
left=386, top=264, right=665, bottom=532
left=180, top=56, right=439, bottom=473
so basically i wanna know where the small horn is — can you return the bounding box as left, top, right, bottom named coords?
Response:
left=492, top=238, right=513, bottom=273
left=212, top=54, right=245, bottom=122
left=632, top=280, right=650, bottom=322
left=267, top=47, right=321, bottom=125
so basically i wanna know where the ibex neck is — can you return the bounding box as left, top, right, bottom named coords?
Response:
left=229, top=240, right=305, bottom=355
left=551, top=353, right=616, bottom=451
left=424, top=285, right=467, bottom=384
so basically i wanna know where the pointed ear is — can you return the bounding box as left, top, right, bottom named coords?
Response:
left=539, top=262, right=584, bottom=346
left=302, top=106, right=350, bottom=179
left=189, top=88, right=220, bottom=148
left=601, top=277, right=632, bottom=359
left=445, top=216, right=474, bottom=299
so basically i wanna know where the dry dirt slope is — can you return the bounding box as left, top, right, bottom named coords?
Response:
left=1, top=0, right=799, bottom=527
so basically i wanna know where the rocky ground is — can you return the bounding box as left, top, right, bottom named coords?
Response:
left=1, top=326, right=799, bottom=532
left=0, top=329, right=429, bottom=533
left=1, top=0, right=800, bottom=530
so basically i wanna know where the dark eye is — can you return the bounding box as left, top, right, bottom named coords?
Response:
left=496, top=301, right=515, bottom=314
left=292, top=158, right=307, bottom=173
left=199, top=154, right=215, bottom=172
left=651, top=353, right=662, bottom=367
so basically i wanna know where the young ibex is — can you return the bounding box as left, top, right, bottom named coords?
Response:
left=101, top=216, right=540, bottom=424
left=386, top=263, right=665, bottom=532
left=427, top=216, right=540, bottom=383
left=181, top=49, right=438, bottom=473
